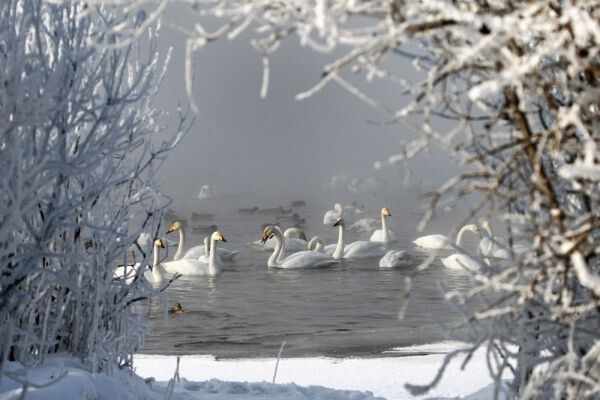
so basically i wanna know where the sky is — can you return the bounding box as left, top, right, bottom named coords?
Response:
left=153, top=4, right=460, bottom=200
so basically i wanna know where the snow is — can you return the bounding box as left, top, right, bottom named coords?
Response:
left=0, top=342, right=497, bottom=400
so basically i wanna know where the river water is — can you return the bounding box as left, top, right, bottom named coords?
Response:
left=139, top=189, right=480, bottom=358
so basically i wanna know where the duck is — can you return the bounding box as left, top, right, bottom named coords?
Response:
left=379, top=250, right=411, bottom=268
left=291, top=200, right=306, bottom=207
left=413, top=224, right=480, bottom=250
left=331, top=218, right=386, bottom=259
left=261, top=226, right=337, bottom=268
left=169, top=302, right=190, bottom=314
left=239, top=206, right=259, bottom=215
left=369, top=208, right=396, bottom=243
left=166, top=221, right=205, bottom=261
left=191, top=212, right=213, bottom=221
left=160, top=231, right=227, bottom=276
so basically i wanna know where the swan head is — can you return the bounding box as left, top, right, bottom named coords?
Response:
left=261, top=226, right=276, bottom=243
left=211, top=231, right=227, bottom=242
left=333, top=217, right=345, bottom=227
left=307, top=236, right=323, bottom=251
left=154, top=239, right=165, bottom=248
left=166, top=221, right=182, bottom=234
left=382, top=207, right=392, bottom=217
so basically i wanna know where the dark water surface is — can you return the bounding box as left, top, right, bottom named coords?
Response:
left=140, top=191, right=480, bottom=358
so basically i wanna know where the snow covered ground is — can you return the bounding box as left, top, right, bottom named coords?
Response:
left=0, top=342, right=499, bottom=400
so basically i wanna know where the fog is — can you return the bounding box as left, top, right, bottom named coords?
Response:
left=154, top=5, right=460, bottom=202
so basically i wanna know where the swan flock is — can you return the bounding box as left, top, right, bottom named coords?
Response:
left=115, top=201, right=524, bottom=282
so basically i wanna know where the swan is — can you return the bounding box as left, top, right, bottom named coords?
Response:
left=161, top=231, right=227, bottom=276
left=369, top=208, right=396, bottom=243
left=349, top=218, right=379, bottom=233
left=307, top=236, right=336, bottom=256
left=323, top=203, right=344, bottom=225
left=114, top=239, right=168, bottom=284
left=197, top=185, right=214, bottom=199
left=248, top=228, right=307, bottom=252
left=479, top=220, right=527, bottom=260
left=166, top=221, right=205, bottom=261
left=441, top=253, right=486, bottom=272
left=262, top=226, right=337, bottom=268
left=413, top=224, right=480, bottom=250
left=379, top=250, right=411, bottom=268
left=198, top=236, right=239, bottom=263
left=331, top=218, right=386, bottom=259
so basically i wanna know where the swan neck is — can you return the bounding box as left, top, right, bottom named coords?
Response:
left=456, top=225, right=468, bottom=246
left=381, top=212, right=389, bottom=242
left=153, top=243, right=160, bottom=267
left=204, top=237, right=209, bottom=258
left=268, top=227, right=284, bottom=267
left=174, top=227, right=185, bottom=260
left=208, top=237, right=218, bottom=274
left=333, top=224, right=344, bottom=259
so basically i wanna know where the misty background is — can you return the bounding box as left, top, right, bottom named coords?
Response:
left=153, top=4, right=461, bottom=204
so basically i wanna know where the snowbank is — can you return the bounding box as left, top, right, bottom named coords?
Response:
left=0, top=342, right=497, bottom=400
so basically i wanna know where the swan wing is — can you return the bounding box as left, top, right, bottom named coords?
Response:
left=369, top=229, right=397, bottom=243
left=349, top=219, right=379, bottom=232
left=181, top=245, right=205, bottom=260
left=161, top=259, right=211, bottom=275
left=217, top=248, right=239, bottom=260
left=442, top=254, right=483, bottom=272
left=379, top=250, right=410, bottom=268
left=344, top=241, right=386, bottom=259
left=413, top=234, right=452, bottom=249
left=280, top=251, right=336, bottom=269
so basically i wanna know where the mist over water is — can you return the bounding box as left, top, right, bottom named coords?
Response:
left=143, top=5, right=475, bottom=358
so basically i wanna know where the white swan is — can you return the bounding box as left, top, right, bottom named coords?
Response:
left=413, top=224, right=480, bottom=250
left=197, top=184, right=214, bottom=199
left=479, top=220, right=527, bottom=260
left=323, top=203, right=344, bottom=225
left=369, top=208, right=396, bottom=243
left=379, top=250, right=411, bottom=268
left=249, top=228, right=307, bottom=252
left=114, top=239, right=168, bottom=283
left=307, top=236, right=336, bottom=256
left=441, top=253, right=486, bottom=272
left=262, top=226, right=336, bottom=269
left=198, top=236, right=239, bottom=263
left=349, top=218, right=379, bottom=233
left=161, top=231, right=227, bottom=276
left=332, top=218, right=386, bottom=259
left=166, top=221, right=205, bottom=261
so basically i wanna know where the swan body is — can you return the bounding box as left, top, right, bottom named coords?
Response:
left=442, top=253, right=485, bottom=272
left=197, top=185, right=214, bottom=199
left=323, top=203, right=344, bottom=225
left=262, top=226, right=337, bottom=269
left=332, top=218, right=386, bottom=259
left=198, top=237, right=239, bottom=263
left=379, top=250, right=411, bottom=268
left=166, top=221, right=205, bottom=261
left=249, top=228, right=307, bottom=252
left=478, top=220, right=527, bottom=260
left=369, top=207, right=396, bottom=243
left=349, top=218, right=379, bottom=233
left=413, top=224, right=480, bottom=250
left=114, top=239, right=168, bottom=283
left=161, top=231, right=227, bottom=276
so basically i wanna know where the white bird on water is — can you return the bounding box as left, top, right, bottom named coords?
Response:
left=161, top=231, right=228, bottom=276
left=331, top=218, right=386, bottom=259
left=369, top=207, right=396, bottom=243
left=261, top=226, right=337, bottom=269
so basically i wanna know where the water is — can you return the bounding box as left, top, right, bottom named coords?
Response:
left=140, top=190, right=480, bottom=358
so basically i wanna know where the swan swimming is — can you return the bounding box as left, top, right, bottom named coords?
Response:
left=249, top=227, right=307, bottom=252
left=262, top=226, right=337, bottom=269
left=161, top=231, right=227, bottom=276
left=307, top=236, right=336, bottom=256
left=349, top=218, right=379, bottom=233
left=323, top=203, right=344, bottom=225
left=369, top=207, right=396, bottom=243
left=479, top=220, right=527, bottom=260
left=441, top=253, right=486, bottom=272
left=166, top=221, right=205, bottom=261
left=114, top=239, right=168, bottom=284
left=331, top=218, right=386, bottom=259
left=379, top=250, right=411, bottom=268
left=413, top=224, right=480, bottom=250
left=198, top=236, right=239, bottom=263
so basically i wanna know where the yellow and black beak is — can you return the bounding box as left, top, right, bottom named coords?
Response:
left=383, top=208, right=392, bottom=216
left=333, top=219, right=341, bottom=227
left=166, top=224, right=177, bottom=234
left=158, top=239, right=165, bottom=248
left=219, top=233, right=227, bottom=242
